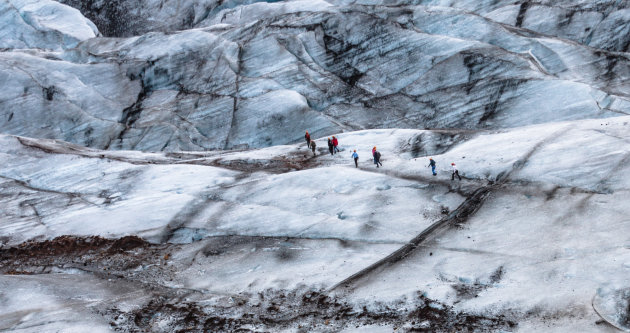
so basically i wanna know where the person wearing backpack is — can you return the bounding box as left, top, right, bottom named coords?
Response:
left=428, top=157, right=437, bottom=176
left=351, top=150, right=359, bottom=168
left=374, top=150, right=382, bottom=168
left=332, top=136, right=340, bottom=154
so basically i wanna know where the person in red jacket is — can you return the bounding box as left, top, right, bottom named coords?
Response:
left=327, top=138, right=334, bottom=155
left=305, top=131, right=311, bottom=148
left=332, top=136, right=340, bottom=154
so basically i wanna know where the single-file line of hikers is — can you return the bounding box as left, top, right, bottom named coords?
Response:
left=305, top=130, right=463, bottom=181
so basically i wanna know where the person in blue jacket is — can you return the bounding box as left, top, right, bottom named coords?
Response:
left=428, top=157, right=437, bottom=176
left=351, top=150, right=359, bottom=168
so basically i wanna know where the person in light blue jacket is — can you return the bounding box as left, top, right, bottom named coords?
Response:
left=351, top=150, right=359, bottom=168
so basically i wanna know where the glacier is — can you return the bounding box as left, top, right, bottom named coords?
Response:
left=1, top=0, right=630, bottom=331
left=2, top=0, right=630, bottom=150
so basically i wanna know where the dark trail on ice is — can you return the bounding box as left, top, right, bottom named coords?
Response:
left=330, top=128, right=570, bottom=292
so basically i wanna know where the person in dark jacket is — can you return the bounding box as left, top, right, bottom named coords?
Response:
left=310, top=140, right=317, bottom=156
left=374, top=150, right=382, bottom=167
left=351, top=150, right=359, bottom=168
left=428, top=157, right=437, bottom=176
left=305, top=131, right=311, bottom=148
left=327, top=138, right=334, bottom=155
left=332, top=136, right=340, bottom=154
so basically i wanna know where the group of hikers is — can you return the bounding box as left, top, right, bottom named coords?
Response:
left=305, top=131, right=363, bottom=163
left=304, top=131, right=461, bottom=180
left=305, top=131, right=341, bottom=156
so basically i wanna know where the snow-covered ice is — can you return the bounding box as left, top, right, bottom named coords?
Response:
left=1, top=117, right=630, bottom=331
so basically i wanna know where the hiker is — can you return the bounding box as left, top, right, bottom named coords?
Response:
left=372, top=146, right=376, bottom=160
left=310, top=140, right=317, bottom=156
left=305, top=131, right=311, bottom=148
left=428, top=157, right=437, bottom=176
left=451, top=163, right=461, bottom=180
left=374, top=149, right=382, bottom=168
left=327, top=138, right=334, bottom=155
left=351, top=150, right=359, bottom=168
left=332, top=136, right=340, bottom=154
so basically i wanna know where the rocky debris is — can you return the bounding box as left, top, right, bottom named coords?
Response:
left=108, top=289, right=516, bottom=332
left=0, top=233, right=516, bottom=332
left=0, top=235, right=163, bottom=276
